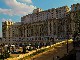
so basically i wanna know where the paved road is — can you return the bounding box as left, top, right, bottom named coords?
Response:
left=76, top=52, right=80, bottom=60
left=76, top=47, right=80, bottom=60
left=30, top=39, right=73, bottom=60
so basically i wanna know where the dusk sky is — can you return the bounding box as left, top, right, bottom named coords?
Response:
left=0, top=0, right=80, bottom=37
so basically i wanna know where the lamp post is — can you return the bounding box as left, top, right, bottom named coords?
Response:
left=67, top=37, right=68, bottom=53
left=65, top=18, right=69, bottom=53
left=66, top=30, right=69, bottom=53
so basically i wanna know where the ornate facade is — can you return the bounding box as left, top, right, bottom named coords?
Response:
left=2, top=3, right=80, bottom=46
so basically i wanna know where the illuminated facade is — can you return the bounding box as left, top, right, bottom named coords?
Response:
left=2, top=3, right=80, bottom=46
left=21, top=6, right=70, bottom=41
left=2, top=21, right=21, bottom=45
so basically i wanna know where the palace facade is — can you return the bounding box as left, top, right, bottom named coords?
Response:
left=2, top=3, right=80, bottom=46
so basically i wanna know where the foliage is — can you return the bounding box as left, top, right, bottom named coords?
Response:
left=0, top=52, right=10, bottom=59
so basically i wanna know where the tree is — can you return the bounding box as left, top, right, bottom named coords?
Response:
left=22, top=45, right=26, bottom=54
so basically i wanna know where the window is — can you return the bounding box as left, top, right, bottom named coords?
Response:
left=50, top=23, right=52, bottom=32
left=74, top=7, right=77, bottom=11
left=35, top=38, right=37, bottom=40
left=52, top=13, right=53, bottom=14
left=8, top=22, right=10, bottom=24
left=19, top=38, right=21, bottom=39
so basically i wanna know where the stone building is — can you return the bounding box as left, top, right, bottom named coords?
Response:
left=2, top=4, right=78, bottom=46
left=20, top=6, right=71, bottom=46
left=70, top=3, right=80, bottom=34
left=2, top=21, right=21, bottom=45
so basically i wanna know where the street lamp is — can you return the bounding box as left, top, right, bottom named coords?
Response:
left=65, top=19, right=69, bottom=53
left=66, top=32, right=69, bottom=53
left=67, top=38, right=68, bottom=53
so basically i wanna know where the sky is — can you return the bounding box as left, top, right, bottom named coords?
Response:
left=0, top=0, right=80, bottom=37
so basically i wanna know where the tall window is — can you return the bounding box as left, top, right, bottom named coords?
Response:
left=50, top=22, right=52, bottom=33
left=74, top=7, right=77, bottom=11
